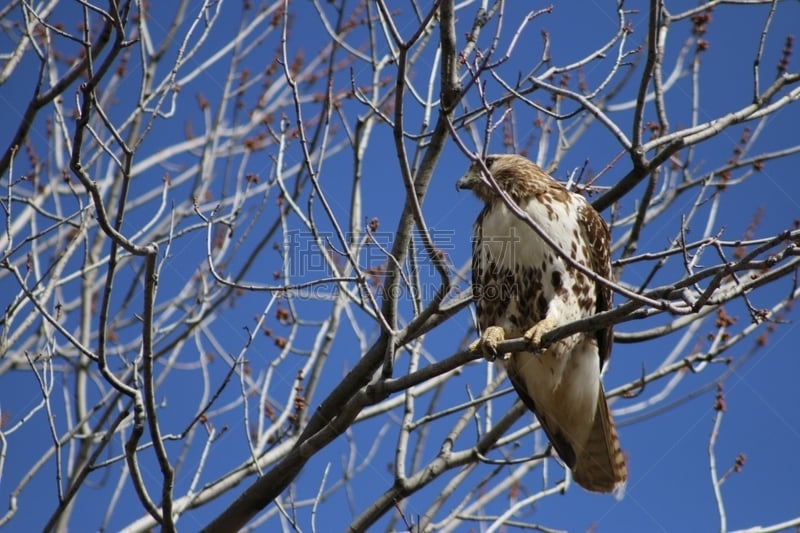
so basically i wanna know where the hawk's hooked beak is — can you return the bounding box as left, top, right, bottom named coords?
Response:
left=456, top=170, right=479, bottom=191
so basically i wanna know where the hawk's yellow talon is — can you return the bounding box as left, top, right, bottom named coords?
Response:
left=470, top=326, right=506, bottom=361
left=523, top=317, right=558, bottom=352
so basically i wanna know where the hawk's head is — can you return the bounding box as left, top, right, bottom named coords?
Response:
left=456, top=154, right=550, bottom=203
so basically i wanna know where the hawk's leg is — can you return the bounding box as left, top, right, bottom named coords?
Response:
left=468, top=326, right=506, bottom=361
left=523, top=317, right=558, bottom=352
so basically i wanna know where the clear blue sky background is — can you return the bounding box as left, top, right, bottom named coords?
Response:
left=1, top=1, right=799, bottom=531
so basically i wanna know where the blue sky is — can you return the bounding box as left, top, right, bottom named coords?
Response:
left=1, top=1, right=800, bottom=531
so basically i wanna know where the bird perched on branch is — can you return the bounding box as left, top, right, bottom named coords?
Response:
left=456, top=154, right=627, bottom=493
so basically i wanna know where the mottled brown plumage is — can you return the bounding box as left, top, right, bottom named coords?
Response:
left=457, top=154, right=627, bottom=493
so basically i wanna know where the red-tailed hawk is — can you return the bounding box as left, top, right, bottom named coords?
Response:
left=457, top=154, right=627, bottom=492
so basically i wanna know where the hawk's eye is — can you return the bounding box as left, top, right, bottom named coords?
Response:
left=484, top=156, right=496, bottom=170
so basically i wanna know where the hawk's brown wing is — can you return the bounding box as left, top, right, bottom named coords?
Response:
left=578, top=202, right=613, bottom=368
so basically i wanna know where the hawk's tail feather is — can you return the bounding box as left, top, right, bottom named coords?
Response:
left=572, top=385, right=627, bottom=493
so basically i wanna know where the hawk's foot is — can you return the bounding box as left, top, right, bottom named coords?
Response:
left=523, top=317, right=558, bottom=352
left=468, top=326, right=506, bottom=361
